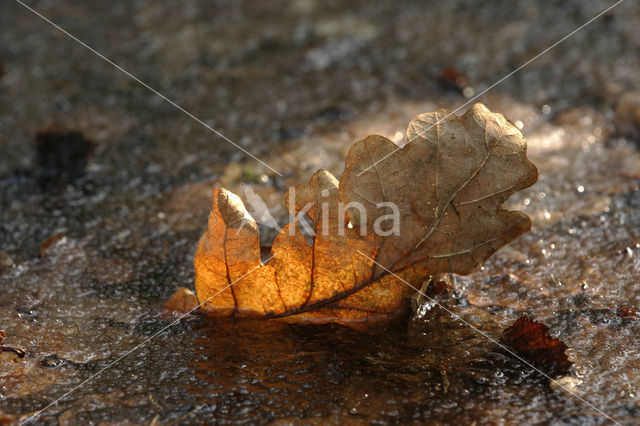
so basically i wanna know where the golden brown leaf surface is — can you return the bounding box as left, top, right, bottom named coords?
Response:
left=194, top=103, right=537, bottom=326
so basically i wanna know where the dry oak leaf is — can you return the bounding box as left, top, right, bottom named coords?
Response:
left=194, top=103, right=538, bottom=326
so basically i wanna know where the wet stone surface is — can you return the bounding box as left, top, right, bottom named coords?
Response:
left=1, top=0, right=640, bottom=424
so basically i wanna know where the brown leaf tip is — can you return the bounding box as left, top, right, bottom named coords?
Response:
left=165, top=287, right=199, bottom=314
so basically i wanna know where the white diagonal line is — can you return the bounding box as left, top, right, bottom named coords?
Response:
left=13, top=0, right=282, bottom=176
left=357, top=0, right=625, bottom=176
left=18, top=251, right=279, bottom=425
left=356, top=250, right=621, bottom=426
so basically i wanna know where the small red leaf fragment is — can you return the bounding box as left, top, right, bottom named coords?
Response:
left=437, top=66, right=468, bottom=94
left=616, top=306, right=640, bottom=320
left=500, top=316, right=571, bottom=375
left=39, top=232, right=66, bottom=259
